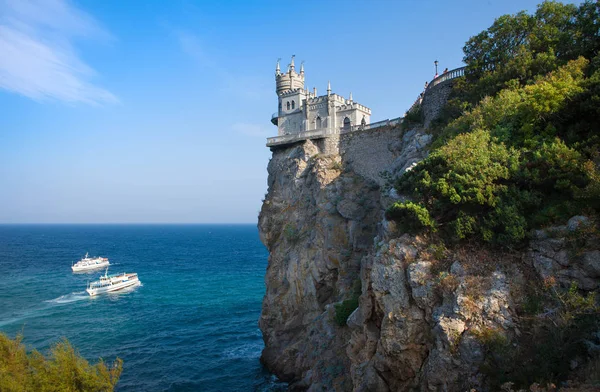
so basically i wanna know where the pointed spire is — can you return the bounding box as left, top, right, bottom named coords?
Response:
left=290, top=55, right=295, bottom=72
left=327, top=80, right=331, bottom=96
left=349, top=92, right=353, bottom=102
left=275, top=58, right=281, bottom=75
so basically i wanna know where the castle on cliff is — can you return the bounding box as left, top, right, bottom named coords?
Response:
left=271, top=56, right=371, bottom=139
left=267, top=55, right=463, bottom=149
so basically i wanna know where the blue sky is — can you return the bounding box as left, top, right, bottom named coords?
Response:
left=0, top=0, right=580, bottom=223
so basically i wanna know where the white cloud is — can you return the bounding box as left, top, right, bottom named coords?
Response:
left=232, top=122, right=271, bottom=138
left=0, top=0, right=117, bottom=105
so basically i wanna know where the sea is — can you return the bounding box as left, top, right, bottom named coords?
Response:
left=0, top=224, right=286, bottom=391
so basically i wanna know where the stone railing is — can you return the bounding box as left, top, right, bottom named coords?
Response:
left=426, top=66, right=466, bottom=91
left=346, top=117, right=403, bottom=133
left=266, top=128, right=337, bottom=147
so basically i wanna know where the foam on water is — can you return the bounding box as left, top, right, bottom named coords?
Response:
left=45, top=291, right=89, bottom=304
left=222, top=341, right=263, bottom=359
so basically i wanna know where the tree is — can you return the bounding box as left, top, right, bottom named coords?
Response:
left=0, top=333, right=123, bottom=392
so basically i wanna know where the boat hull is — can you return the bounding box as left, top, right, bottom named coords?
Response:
left=72, top=261, right=110, bottom=272
left=86, top=275, right=140, bottom=296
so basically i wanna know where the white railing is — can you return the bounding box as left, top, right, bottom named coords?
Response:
left=426, top=66, right=466, bottom=90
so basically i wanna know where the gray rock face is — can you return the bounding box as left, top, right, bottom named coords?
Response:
left=529, top=218, right=599, bottom=290
left=258, top=140, right=381, bottom=390
left=567, top=215, right=590, bottom=232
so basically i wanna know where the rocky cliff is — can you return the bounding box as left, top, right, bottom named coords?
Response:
left=258, top=128, right=600, bottom=391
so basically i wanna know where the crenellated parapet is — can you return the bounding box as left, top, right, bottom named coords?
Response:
left=275, top=56, right=305, bottom=96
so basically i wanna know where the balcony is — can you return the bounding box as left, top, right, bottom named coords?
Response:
left=266, top=128, right=335, bottom=147
left=271, top=113, right=278, bottom=126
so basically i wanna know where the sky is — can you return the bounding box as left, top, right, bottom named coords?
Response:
left=0, top=0, right=581, bottom=223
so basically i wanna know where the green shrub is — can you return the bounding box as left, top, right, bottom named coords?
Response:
left=402, top=104, right=423, bottom=130
left=385, top=201, right=436, bottom=234
left=334, top=280, right=361, bottom=327
left=0, top=333, right=122, bottom=392
left=393, top=130, right=526, bottom=243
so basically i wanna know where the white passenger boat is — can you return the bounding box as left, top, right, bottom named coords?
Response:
left=71, top=253, right=110, bottom=272
left=86, top=269, right=141, bottom=296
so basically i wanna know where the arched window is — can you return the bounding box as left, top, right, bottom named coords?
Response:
left=343, top=117, right=351, bottom=131
left=361, top=116, right=366, bottom=126
left=279, top=102, right=282, bottom=111
left=286, top=101, right=290, bottom=110
left=316, top=116, right=322, bottom=129
left=291, top=101, right=295, bottom=109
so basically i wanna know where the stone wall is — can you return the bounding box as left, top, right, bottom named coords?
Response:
left=338, top=125, right=403, bottom=185
left=306, top=125, right=431, bottom=186
left=421, top=80, right=454, bottom=128
left=313, top=134, right=340, bottom=156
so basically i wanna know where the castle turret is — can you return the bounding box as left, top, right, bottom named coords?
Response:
left=276, top=55, right=305, bottom=96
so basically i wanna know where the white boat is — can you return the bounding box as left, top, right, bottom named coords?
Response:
left=71, top=253, right=110, bottom=272
left=86, top=269, right=141, bottom=296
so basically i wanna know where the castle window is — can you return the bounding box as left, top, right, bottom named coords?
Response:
left=316, top=116, right=322, bottom=128
left=286, top=101, right=290, bottom=110
left=279, top=102, right=282, bottom=111
left=291, top=101, right=295, bottom=109
left=361, top=116, right=366, bottom=126
left=343, top=117, right=351, bottom=131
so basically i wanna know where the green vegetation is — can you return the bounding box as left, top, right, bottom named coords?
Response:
left=334, top=279, right=361, bottom=326
left=401, top=104, right=423, bottom=131
left=0, top=333, right=122, bottom=392
left=389, top=0, right=600, bottom=245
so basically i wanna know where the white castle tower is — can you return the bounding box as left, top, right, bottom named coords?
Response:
left=271, top=56, right=371, bottom=138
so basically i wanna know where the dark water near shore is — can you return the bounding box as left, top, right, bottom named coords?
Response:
left=0, top=224, right=286, bottom=391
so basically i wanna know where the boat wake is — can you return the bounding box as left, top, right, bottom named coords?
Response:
left=0, top=292, right=89, bottom=327
left=45, top=291, right=89, bottom=304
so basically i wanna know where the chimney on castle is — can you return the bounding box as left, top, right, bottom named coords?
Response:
left=349, top=92, right=353, bottom=103
left=313, top=87, right=317, bottom=96
left=327, top=81, right=331, bottom=96
left=300, top=61, right=304, bottom=76
left=275, top=58, right=280, bottom=75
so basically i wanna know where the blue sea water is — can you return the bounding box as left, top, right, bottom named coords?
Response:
left=0, top=224, right=285, bottom=391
